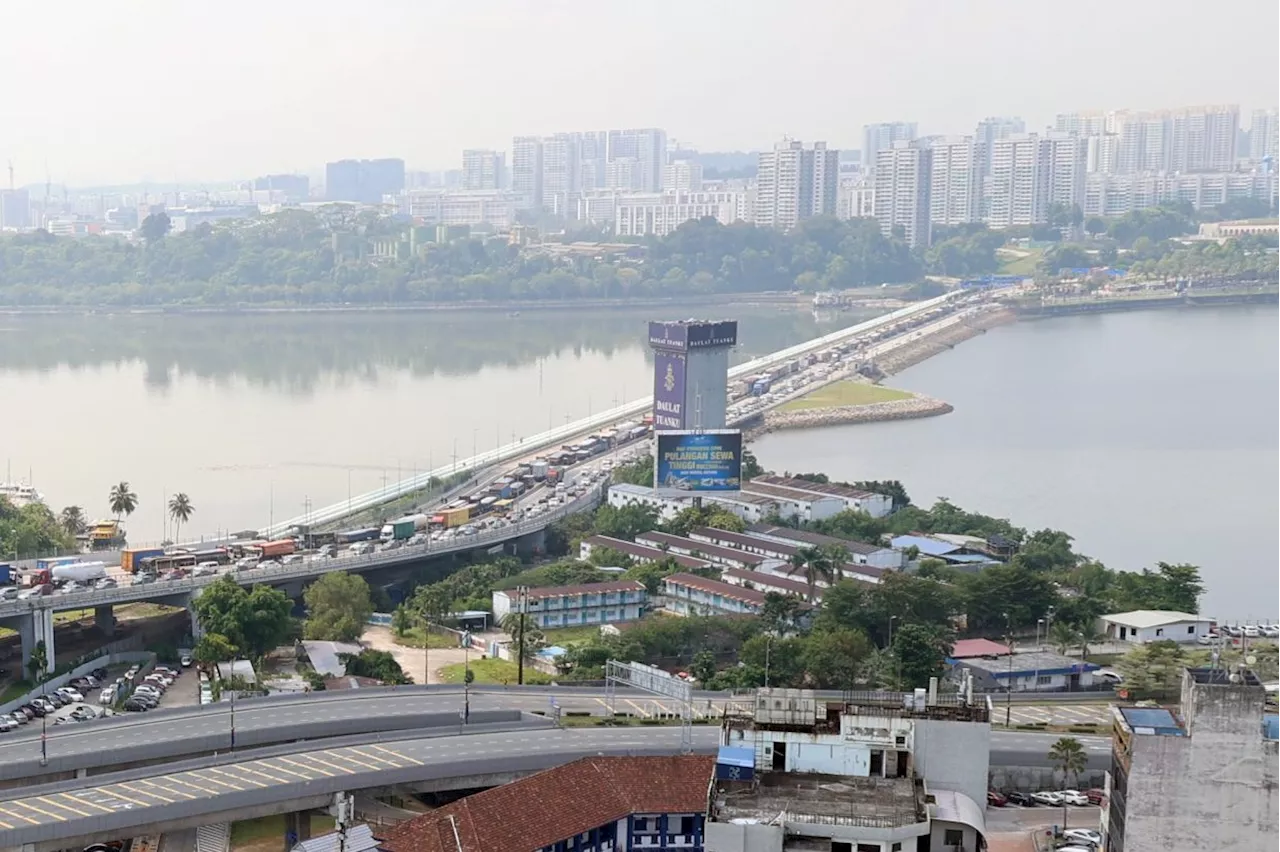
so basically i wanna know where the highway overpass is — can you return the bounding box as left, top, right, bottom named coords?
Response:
left=0, top=720, right=1108, bottom=851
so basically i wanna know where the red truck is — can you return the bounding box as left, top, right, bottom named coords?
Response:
left=256, top=540, right=297, bottom=560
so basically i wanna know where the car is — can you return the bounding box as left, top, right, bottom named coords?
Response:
left=317, top=544, right=337, bottom=557
left=0, top=586, right=20, bottom=601
left=1063, top=828, right=1103, bottom=847
left=123, top=700, right=150, bottom=712
left=1005, top=791, right=1034, bottom=806
left=94, top=576, right=118, bottom=590
left=987, top=790, right=1007, bottom=807
left=282, top=553, right=306, bottom=563
left=260, top=559, right=284, bottom=569
left=1262, top=625, right=1280, bottom=638
left=99, top=688, right=117, bottom=705
left=1058, top=790, right=1089, bottom=806
left=55, top=688, right=84, bottom=703
left=0, top=717, right=15, bottom=732
left=181, top=654, right=193, bottom=668
left=70, top=706, right=97, bottom=722
left=17, top=704, right=37, bottom=719
left=1056, top=846, right=1096, bottom=852
left=1030, top=791, right=1063, bottom=806
left=9, top=711, right=28, bottom=726
left=1084, top=788, right=1107, bottom=805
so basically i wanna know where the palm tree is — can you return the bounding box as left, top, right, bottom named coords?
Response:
left=1077, top=626, right=1105, bottom=662
left=108, top=482, right=138, bottom=525
left=790, top=545, right=837, bottom=603
left=1047, top=736, right=1088, bottom=789
left=58, top=505, right=87, bottom=538
left=168, top=493, right=194, bottom=543
left=1049, top=622, right=1081, bottom=655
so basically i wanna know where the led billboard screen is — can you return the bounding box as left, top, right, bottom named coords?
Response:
left=654, top=430, right=743, bottom=492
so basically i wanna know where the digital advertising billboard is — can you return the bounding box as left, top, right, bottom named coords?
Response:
left=654, top=429, right=743, bottom=492
left=652, top=349, right=688, bottom=431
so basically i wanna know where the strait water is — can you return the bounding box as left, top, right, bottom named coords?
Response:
left=754, top=305, right=1279, bottom=620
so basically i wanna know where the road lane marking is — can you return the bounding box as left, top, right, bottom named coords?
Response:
left=348, top=747, right=405, bottom=768
left=326, top=750, right=384, bottom=771
left=222, top=764, right=288, bottom=785
left=308, top=752, right=367, bottom=774
left=60, top=791, right=116, bottom=814
left=96, top=786, right=150, bottom=808
left=0, top=816, right=11, bottom=829
left=624, top=700, right=649, bottom=718
left=116, top=782, right=176, bottom=803
left=163, top=775, right=221, bottom=796
left=7, top=799, right=65, bottom=822
left=372, top=744, right=421, bottom=766
left=262, top=759, right=317, bottom=780
left=193, top=770, right=247, bottom=791
left=0, top=805, right=40, bottom=825
left=38, top=795, right=90, bottom=818
left=292, top=753, right=349, bottom=776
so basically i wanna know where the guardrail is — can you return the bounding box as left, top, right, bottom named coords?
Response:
left=259, top=292, right=961, bottom=538
left=0, top=486, right=606, bottom=619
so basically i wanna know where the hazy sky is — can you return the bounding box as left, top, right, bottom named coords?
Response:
left=2, top=0, right=1276, bottom=186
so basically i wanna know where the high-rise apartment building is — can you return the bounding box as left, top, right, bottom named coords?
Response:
left=540, top=133, right=580, bottom=215
left=0, top=189, right=31, bottom=230
left=873, top=140, right=933, bottom=247
left=324, top=158, right=405, bottom=203
left=1168, top=105, right=1239, bottom=172
left=606, top=128, right=667, bottom=192
left=754, top=139, right=839, bottom=230
left=510, top=136, right=543, bottom=209
left=986, top=134, right=1048, bottom=228
left=1060, top=106, right=1240, bottom=175
left=1054, top=110, right=1111, bottom=137
left=253, top=174, right=310, bottom=201
left=663, top=159, right=703, bottom=192
left=1043, top=132, right=1089, bottom=212
left=925, top=136, right=979, bottom=225
left=862, top=122, right=918, bottom=174
left=1086, top=135, right=1121, bottom=174
left=1248, top=108, right=1279, bottom=161
left=461, top=149, right=506, bottom=191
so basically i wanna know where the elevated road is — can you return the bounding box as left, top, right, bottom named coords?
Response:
left=259, top=292, right=965, bottom=538
left=0, top=722, right=1110, bottom=850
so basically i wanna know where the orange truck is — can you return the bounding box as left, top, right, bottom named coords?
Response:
left=257, top=539, right=297, bottom=559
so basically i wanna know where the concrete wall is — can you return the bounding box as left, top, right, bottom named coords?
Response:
left=0, top=650, right=155, bottom=715
left=911, top=719, right=991, bottom=809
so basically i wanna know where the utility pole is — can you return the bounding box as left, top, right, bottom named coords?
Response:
left=516, top=585, right=528, bottom=686
left=1004, top=612, right=1013, bottom=727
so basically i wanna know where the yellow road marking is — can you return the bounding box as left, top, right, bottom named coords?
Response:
left=0, top=817, right=11, bottom=829
left=39, top=796, right=90, bottom=818
left=303, top=753, right=359, bottom=776
left=347, top=747, right=404, bottom=768
left=372, top=744, right=421, bottom=766
left=229, top=763, right=292, bottom=784
left=327, top=750, right=384, bottom=771
left=6, top=799, right=65, bottom=822
left=206, top=766, right=267, bottom=788
left=192, top=771, right=246, bottom=791
left=278, top=756, right=331, bottom=778
left=161, top=775, right=221, bottom=796
left=258, top=760, right=313, bottom=781
left=138, top=779, right=197, bottom=801
left=0, top=805, right=39, bottom=825
left=61, top=792, right=115, bottom=814
left=117, top=782, right=175, bottom=804
left=99, top=786, right=150, bottom=808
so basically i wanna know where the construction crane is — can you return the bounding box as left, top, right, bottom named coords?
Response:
left=6, top=160, right=12, bottom=192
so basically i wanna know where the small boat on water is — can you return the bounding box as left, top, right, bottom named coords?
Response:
left=0, top=481, right=45, bottom=509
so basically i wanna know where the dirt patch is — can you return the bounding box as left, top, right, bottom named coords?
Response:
left=360, top=625, right=471, bottom=684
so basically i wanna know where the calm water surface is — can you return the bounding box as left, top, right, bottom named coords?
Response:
left=0, top=304, right=857, bottom=544
left=754, top=305, right=1279, bottom=620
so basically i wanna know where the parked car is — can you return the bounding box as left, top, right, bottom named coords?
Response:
left=1006, top=791, right=1034, bottom=806
left=69, top=706, right=97, bottom=722
left=1058, top=790, right=1089, bottom=806
left=1063, top=828, right=1102, bottom=847
left=181, top=654, right=193, bottom=668
left=1057, top=846, right=1096, bottom=852
left=55, top=688, right=84, bottom=703
left=9, top=711, right=28, bottom=726
left=987, top=790, right=1007, bottom=807
left=99, top=687, right=117, bottom=706
left=1030, top=791, right=1063, bottom=806
left=1084, top=788, right=1107, bottom=806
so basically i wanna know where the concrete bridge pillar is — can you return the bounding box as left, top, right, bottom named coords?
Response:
left=94, top=605, right=116, bottom=638
left=513, top=528, right=546, bottom=558
left=186, top=591, right=206, bottom=641
left=19, top=609, right=56, bottom=678
left=284, top=810, right=313, bottom=851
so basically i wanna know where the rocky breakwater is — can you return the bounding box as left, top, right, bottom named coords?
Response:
left=750, top=393, right=953, bottom=437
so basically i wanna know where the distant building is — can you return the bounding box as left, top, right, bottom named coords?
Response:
left=1099, top=610, right=1215, bottom=645
left=579, top=534, right=715, bottom=572
left=491, top=579, right=647, bottom=629
left=662, top=572, right=766, bottom=617
left=397, top=189, right=519, bottom=228
left=461, top=149, right=505, bottom=191
left=376, top=755, right=715, bottom=852
left=1249, top=107, right=1279, bottom=162
left=737, top=481, right=844, bottom=522
left=746, top=522, right=906, bottom=570
left=607, top=482, right=693, bottom=521
left=325, top=158, right=405, bottom=203
left=510, top=135, right=543, bottom=208
left=754, top=139, right=839, bottom=230
left=862, top=121, right=919, bottom=174
left=873, top=140, right=933, bottom=247
left=614, top=190, right=745, bottom=237
left=663, top=159, right=704, bottom=192
left=253, top=174, right=310, bottom=201
left=1083, top=170, right=1278, bottom=218
left=710, top=685, right=991, bottom=851
left=926, top=136, right=979, bottom=226
left=750, top=475, right=894, bottom=518
left=1, top=188, right=32, bottom=229
left=1104, top=667, right=1278, bottom=852
left=634, top=530, right=774, bottom=572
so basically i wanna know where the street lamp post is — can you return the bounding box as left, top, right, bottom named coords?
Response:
left=888, top=615, right=899, bottom=690
left=1034, top=617, right=1046, bottom=692
left=1004, top=612, right=1014, bottom=726
left=764, top=635, right=773, bottom=688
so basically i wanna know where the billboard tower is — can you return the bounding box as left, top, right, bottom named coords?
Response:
left=647, top=319, right=738, bottom=432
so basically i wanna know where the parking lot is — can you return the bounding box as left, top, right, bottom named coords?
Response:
left=1001, top=704, right=1112, bottom=728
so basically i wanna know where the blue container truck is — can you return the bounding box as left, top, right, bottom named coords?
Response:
left=336, top=527, right=380, bottom=544
left=0, top=563, right=12, bottom=585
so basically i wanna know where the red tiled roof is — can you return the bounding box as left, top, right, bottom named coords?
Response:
left=721, top=567, right=821, bottom=600
left=496, top=579, right=646, bottom=600
left=950, top=638, right=1011, bottom=659
left=584, top=535, right=715, bottom=570
left=663, top=572, right=767, bottom=606
left=635, top=531, right=768, bottom=566
left=377, top=755, right=714, bottom=852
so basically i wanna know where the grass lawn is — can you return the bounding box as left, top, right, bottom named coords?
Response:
left=997, top=246, right=1044, bottom=276
left=392, top=627, right=462, bottom=650
left=439, top=657, right=552, bottom=685
left=542, top=624, right=605, bottom=647
left=780, top=380, right=912, bottom=412
left=231, top=814, right=335, bottom=852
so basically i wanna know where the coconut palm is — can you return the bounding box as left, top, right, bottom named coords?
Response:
left=790, top=545, right=838, bottom=603
left=1047, top=736, right=1088, bottom=789
left=1077, top=626, right=1105, bottom=662
left=1049, top=621, right=1081, bottom=655
left=168, top=493, right=194, bottom=543
left=108, top=481, right=138, bottom=524
left=58, top=505, right=87, bottom=538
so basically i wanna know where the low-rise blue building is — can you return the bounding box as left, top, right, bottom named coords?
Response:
left=492, top=579, right=648, bottom=629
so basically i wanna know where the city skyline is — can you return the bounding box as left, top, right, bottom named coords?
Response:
left=0, top=0, right=1275, bottom=186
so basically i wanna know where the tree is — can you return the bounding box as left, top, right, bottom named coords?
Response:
left=391, top=604, right=413, bottom=638
left=167, top=493, right=194, bottom=543
left=741, top=449, right=765, bottom=479
left=852, top=480, right=911, bottom=512
left=304, top=572, right=374, bottom=641
left=802, top=628, right=871, bottom=689
left=58, top=505, right=86, bottom=537
left=790, top=545, right=842, bottom=603
left=193, top=632, right=238, bottom=676
left=1114, top=640, right=1188, bottom=697
left=140, top=211, right=172, bottom=244
left=26, top=639, right=48, bottom=681
left=592, top=503, right=660, bottom=540
left=760, top=592, right=806, bottom=634
left=192, top=576, right=294, bottom=660
left=500, top=612, right=545, bottom=660
left=1085, top=216, right=1108, bottom=238
left=690, top=650, right=717, bottom=683
left=108, top=481, right=138, bottom=524
left=1047, top=736, right=1088, bottom=788
left=341, top=649, right=411, bottom=684
left=1049, top=622, right=1081, bottom=655
left=891, top=623, right=953, bottom=689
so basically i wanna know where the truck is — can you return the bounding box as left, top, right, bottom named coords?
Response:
left=380, top=513, right=431, bottom=542
left=0, top=563, right=12, bottom=585
left=121, top=547, right=166, bottom=574
left=336, top=527, right=380, bottom=545
left=438, top=505, right=471, bottom=528
left=256, top=540, right=297, bottom=560
left=35, top=556, right=80, bottom=572
left=52, top=562, right=108, bottom=584
left=530, top=459, right=549, bottom=481
left=490, top=481, right=514, bottom=499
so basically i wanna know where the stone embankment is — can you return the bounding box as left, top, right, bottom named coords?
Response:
left=749, top=394, right=953, bottom=437
left=874, top=307, right=1015, bottom=375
